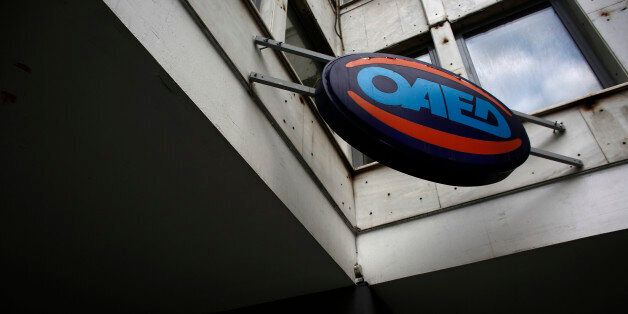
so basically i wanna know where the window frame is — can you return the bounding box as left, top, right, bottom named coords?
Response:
left=407, top=46, right=440, bottom=67
left=456, top=1, right=615, bottom=93
left=339, top=0, right=361, bottom=9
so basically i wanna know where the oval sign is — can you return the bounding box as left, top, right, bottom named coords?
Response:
left=315, top=53, right=530, bottom=186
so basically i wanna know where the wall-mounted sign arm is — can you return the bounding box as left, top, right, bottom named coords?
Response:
left=530, top=147, right=583, bottom=167
left=511, top=110, right=565, bottom=132
left=249, top=72, right=316, bottom=96
left=254, top=36, right=567, bottom=134
left=249, top=71, right=584, bottom=169
left=254, top=36, right=334, bottom=63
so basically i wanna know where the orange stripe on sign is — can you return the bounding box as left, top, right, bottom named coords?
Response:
left=345, top=57, right=512, bottom=116
left=347, top=91, right=521, bottom=155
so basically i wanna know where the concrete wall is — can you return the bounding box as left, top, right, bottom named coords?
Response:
left=104, top=0, right=357, bottom=278
left=340, top=0, right=429, bottom=53
left=358, top=163, right=628, bottom=284
left=576, top=0, right=628, bottom=71
left=354, top=88, right=628, bottom=230
left=106, top=0, right=628, bottom=288
left=258, top=0, right=288, bottom=41
left=305, top=0, right=344, bottom=56
left=347, top=0, right=628, bottom=229
left=346, top=0, right=628, bottom=284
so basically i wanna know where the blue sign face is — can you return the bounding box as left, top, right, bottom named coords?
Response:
left=315, top=53, right=530, bottom=186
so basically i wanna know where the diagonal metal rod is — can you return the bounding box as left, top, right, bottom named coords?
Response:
left=511, top=110, right=565, bottom=132
left=254, top=36, right=565, bottom=133
left=249, top=72, right=316, bottom=96
left=254, top=36, right=334, bottom=63
left=249, top=73, right=584, bottom=168
left=530, top=147, right=583, bottom=167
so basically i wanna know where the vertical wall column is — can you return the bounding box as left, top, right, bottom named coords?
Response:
left=430, top=21, right=468, bottom=78
left=420, top=0, right=447, bottom=26
left=258, top=0, right=288, bottom=41
left=419, top=0, right=468, bottom=78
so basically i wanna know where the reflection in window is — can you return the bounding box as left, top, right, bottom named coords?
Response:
left=415, top=52, right=431, bottom=64
left=285, top=6, right=322, bottom=87
left=465, top=7, right=601, bottom=113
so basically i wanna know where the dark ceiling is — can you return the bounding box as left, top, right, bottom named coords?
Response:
left=373, top=228, right=628, bottom=313
left=0, top=1, right=351, bottom=313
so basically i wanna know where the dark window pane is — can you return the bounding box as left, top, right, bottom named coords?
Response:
left=252, top=0, right=262, bottom=10
left=465, top=7, right=601, bottom=113
left=285, top=6, right=322, bottom=87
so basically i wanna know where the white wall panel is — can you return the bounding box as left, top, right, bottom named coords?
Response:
left=420, top=0, right=447, bottom=25
left=185, top=0, right=356, bottom=223
left=577, top=0, right=624, bottom=14
left=358, top=163, right=628, bottom=284
left=340, top=5, right=369, bottom=53
left=436, top=107, right=607, bottom=208
left=341, top=0, right=429, bottom=53
left=258, top=0, right=288, bottom=41
left=430, top=21, right=467, bottom=76
left=442, top=0, right=500, bottom=22
left=586, top=0, right=628, bottom=70
left=354, top=167, right=440, bottom=230
left=580, top=90, right=628, bottom=163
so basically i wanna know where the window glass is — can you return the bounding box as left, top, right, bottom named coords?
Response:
left=415, top=52, right=431, bottom=64
left=252, top=0, right=262, bottom=10
left=285, top=6, right=322, bottom=87
left=465, top=7, right=601, bottom=113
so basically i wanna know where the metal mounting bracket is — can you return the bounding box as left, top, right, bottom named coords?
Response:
left=254, top=35, right=334, bottom=63
left=249, top=72, right=584, bottom=168
left=253, top=36, right=568, bottom=133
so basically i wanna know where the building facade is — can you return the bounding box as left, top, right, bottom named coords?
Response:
left=1, top=0, right=627, bottom=312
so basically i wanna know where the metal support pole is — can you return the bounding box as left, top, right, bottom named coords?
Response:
left=254, top=36, right=335, bottom=63
left=249, top=73, right=584, bottom=168
left=254, top=36, right=567, bottom=133
left=249, top=72, right=316, bottom=96
left=530, top=147, right=583, bottom=167
left=512, top=110, right=565, bottom=132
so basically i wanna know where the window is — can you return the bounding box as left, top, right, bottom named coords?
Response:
left=339, top=0, right=358, bottom=6
left=415, top=52, right=432, bottom=64
left=459, top=5, right=603, bottom=113
left=252, top=0, right=262, bottom=10
left=285, top=5, right=323, bottom=87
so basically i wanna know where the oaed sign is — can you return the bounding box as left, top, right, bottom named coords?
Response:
left=315, top=53, right=530, bottom=186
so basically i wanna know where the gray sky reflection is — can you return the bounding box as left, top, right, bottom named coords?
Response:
left=466, top=7, right=601, bottom=113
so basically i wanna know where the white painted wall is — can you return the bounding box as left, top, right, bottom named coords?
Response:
left=578, top=0, right=628, bottom=71
left=358, top=163, right=628, bottom=284
left=354, top=89, right=628, bottom=229
left=351, top=0, right=628, bottom=230
left=340, top=0, right=429, bottom=53
left=258, top=0, right=288, bottom=41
